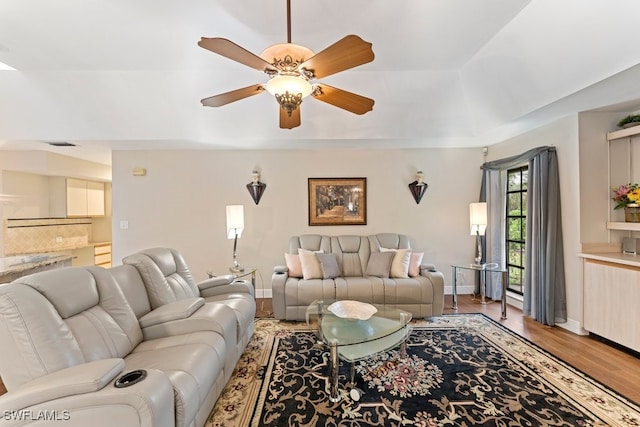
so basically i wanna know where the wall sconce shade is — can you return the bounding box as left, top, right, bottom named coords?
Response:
left=246, top=171, right=266, bottom=205
left=408, top=171, right=428, bottom=204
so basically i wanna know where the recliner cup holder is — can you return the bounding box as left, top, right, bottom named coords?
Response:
left=114, top=369, right=147, bottom=388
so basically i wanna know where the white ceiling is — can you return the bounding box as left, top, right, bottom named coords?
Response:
left=2, top=0, right=640, bottom=166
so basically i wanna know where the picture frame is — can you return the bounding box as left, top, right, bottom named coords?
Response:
left=308, top=178, right=367, bottom=226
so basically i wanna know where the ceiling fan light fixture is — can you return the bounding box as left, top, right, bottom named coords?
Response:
left=265, top=74, right=312, bottom=116
left=265, top=74, right=312, bottom=98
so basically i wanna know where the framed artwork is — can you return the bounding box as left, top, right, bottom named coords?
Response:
left=308, top=178, right=367, bottom=226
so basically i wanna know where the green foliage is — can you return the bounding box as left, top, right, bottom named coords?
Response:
left=617, top=114, right=640, bottom=128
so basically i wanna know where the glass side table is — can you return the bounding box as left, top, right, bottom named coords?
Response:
left=450, top=264, right=508, bottom=319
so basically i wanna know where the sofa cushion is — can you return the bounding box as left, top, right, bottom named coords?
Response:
left=409, top=252, right=424, bottom=277
left=126, top=330, right=225, bottom=427
left=381, top=248, right=411, bottom=278
left=17, top=267, right=100, bottom=319
left=365, top=252, right=395, bottom=278
left=316, top=253, right=341, bottom=279
left=284, top=253, right=302, bottom=278
left=299, top=249, right=324, bottom=280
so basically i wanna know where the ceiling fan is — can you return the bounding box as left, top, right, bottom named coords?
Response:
left=198, top=0, right=375, bottom=129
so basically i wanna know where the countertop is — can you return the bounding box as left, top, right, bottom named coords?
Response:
left=0, top=253, right=75, bottom=277
left=578, top=252, right=640, bottom=268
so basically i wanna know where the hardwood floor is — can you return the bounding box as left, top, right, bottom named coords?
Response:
left=255, top=296, right=640, bottom=403
left=2, top=296, right=638, bottom=404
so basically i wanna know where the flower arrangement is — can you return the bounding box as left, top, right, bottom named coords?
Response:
left=612, top=183, right=640, bottom=209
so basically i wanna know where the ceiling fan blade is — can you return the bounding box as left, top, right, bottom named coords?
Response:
left=280, top=106, right=301, bottom=129
left=201, top=84, right=264, bottom=107
left=198, top=38, right=277, bottom=72
left=299, top=35, right=374, bottom=79
left=312, top=84, right=374, bottom=115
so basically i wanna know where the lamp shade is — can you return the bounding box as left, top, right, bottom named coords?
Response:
left=226, top=205, right=244, bottom=239
left=469, top=202, right=487, bottom=235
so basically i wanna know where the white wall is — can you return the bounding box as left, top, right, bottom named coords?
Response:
left=485, top=115, right=583, bottom=333
left=578, top=111, right=623, bottom=244
left=112, top=148, right=486, bottom=296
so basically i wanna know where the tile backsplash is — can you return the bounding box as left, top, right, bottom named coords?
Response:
left=4, top=218, right=92, bottom=255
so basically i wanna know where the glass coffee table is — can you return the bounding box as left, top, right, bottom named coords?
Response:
left=306, top=300, right=412, bottom=402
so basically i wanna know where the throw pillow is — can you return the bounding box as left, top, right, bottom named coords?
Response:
left=409, top=252, right=424, bottom=277
left=365, top=251, right=395, bottom=278
left=316, top=253, right=341, bottom=279
left=298, top=248, right=324, bottom=280
left=381, top=247, right=411, bottom=278
left=284, top=253, right=302, bottom=278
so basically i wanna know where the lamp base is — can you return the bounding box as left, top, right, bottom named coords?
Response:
left=229, top=265, right=245, bottom=273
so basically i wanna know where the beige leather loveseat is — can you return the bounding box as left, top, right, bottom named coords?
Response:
left=0, top=249, right=255, bottom=427
left=272, top=233, right=444, bottom=320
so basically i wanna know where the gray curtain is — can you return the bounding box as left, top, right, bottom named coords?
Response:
left=480, top=146, right=567, bottom=326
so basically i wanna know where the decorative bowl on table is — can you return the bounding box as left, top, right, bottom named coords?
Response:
left=327, top=300, right=377, bottom=320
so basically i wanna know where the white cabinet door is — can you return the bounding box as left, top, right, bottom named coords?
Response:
left=583, top=260, right=640, bottom=353
left=66, top=178, right=88, bottom=217
left=86, top=181, right=105, bottom=216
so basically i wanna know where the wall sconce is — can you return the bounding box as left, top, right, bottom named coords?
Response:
left=246, top=171, right=267, bottom=205
left=408, top=171, right=428, bottom=204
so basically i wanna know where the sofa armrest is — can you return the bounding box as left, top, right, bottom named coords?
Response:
left=139, top=298, right=205, bottom=328
left=420, top=263, right=437, bottom=272
left=420, top=266, right=445, bottom=315
left=197, top=275, right=234, bottom=291
left=0, top=358, right=124, bottom=411
left=273, top=265, right=288, bottom=274
left=0, top=362, right=174, bottom=427
left=198, top=281, right=254, bottom=298
left=140, top=301, right=237, bottom=342
left=271, top=268, right=290, bottom=320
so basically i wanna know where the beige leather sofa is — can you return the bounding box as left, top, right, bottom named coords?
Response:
left=121, top=247, right=256, bottom=364
left=0, top=251, right=255, bottom=427
left=272, top=233, right=445, bottom=320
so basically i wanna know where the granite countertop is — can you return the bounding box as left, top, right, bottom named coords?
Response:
left=0, top=253, right=74, bottom=276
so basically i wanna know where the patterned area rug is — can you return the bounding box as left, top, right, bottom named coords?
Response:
left=206, top=314, right=640, bottom=426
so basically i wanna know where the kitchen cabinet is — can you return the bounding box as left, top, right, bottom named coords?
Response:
left=94, top=243, right=112, bottom=268
left=582, top=257, right=640, bottom=353
left=50, top=177, right=105, bottom=217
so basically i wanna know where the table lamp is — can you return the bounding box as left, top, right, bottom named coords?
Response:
left=226, top=205, right=245, bottom=273
left=470, top=202, right=487, bottom=267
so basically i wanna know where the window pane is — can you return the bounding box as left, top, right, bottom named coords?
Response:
left=507, top=218, right=523, bottom=241
left=507, top=193, right=521, bottom=214
left=507, top=171, right=521, bottom=191
left=522, top=169, right=528, bottom=190
left=508, top=267, right=523, bottom=293
left=508, top=242, right=524, bottom=267
left=522, top=192, right=528, bottom=215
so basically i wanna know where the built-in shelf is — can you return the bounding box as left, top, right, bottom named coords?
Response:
left=607, top=221, right=640, bottom=231
left=607, top=125, right=640, bottom=141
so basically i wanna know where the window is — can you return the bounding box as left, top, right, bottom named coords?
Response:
left=506, top=166, right=527, bottom=295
